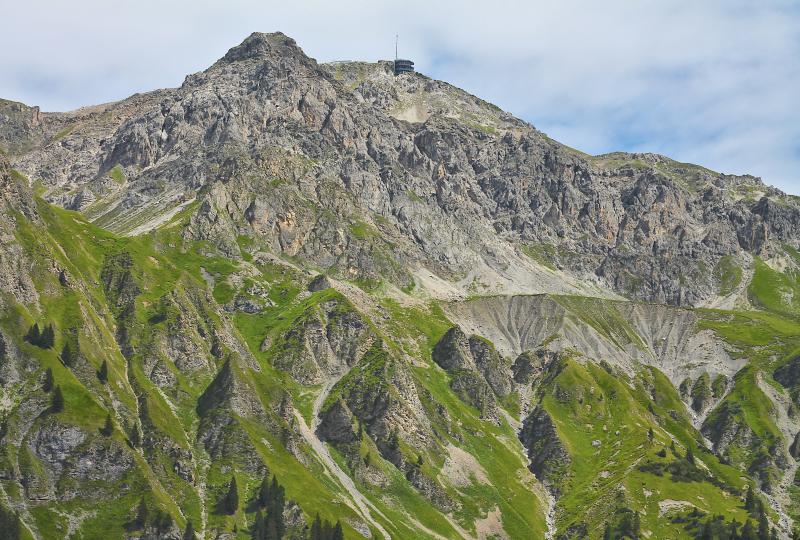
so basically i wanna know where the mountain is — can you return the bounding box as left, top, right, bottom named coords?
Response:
left=1, top=32, right=800, bottom=539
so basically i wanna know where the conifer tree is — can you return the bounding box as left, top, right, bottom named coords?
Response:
left=745, top=485, right=756, bottom=513
left=729, top=519, right=741, bottom=539
left=603, top=523, right=612, bottom=540
left=60, top=343, right=74, bottom=367
left=632, top=511, right=641, bottom=537
left=251, top=509, right=265, bottom=540
left=97, top=360, right=108, bottom=384
left=154, top=510, right=173, bottom=534
left=43, top=367, right=54, bottom=392
left=40, top=324, right=55, bottom=349
left=222, top=476, right=238, bottom=514
left=742, top=520, right=757, bottom=540
left=100, top=414, right=113, bottom=436
left=332, top=521, right=344, bottom=540
left=129, top=425, right=141, bottom=448
left=258, top=476, right=271, bottom=508
left=183, top=519, right=196, bottom=540
left=758, top=508, right=770, bottom=540
left=24, top=323, right=40, bottom=345
left=647, top=426, right=654, bottom=443
left=51, top=385, right=64, bottom=413
left=699, top=518, right=712, bottom=540
left=97, top=359, right=109, bottom=383
left=310, top=513, right=322, bottom=540
left=265, top=517, right=279, bottom=540
left=321, top=519, right=333, bottom=540
left=263, top=475, right=285, bottom=539
left=134, top=497, right=148, bottom=529
left=0, top=505, right=22, bottom=540
left=685, top=447, right=695, bottom=465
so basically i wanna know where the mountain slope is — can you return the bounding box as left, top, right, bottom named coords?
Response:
left=1, top=32, right=800, bottom=540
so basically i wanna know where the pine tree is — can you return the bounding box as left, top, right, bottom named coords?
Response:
left=100, top=414, right=113, bottom=436
left=332, top=521, right=344, bottom=540
left=129, top=425, right=141, bottom=448
left=685, top=447, right=695, bottom=465
left=258, top=476, right=271, bottom=508
left=700, top=518, right=713, bottom=540
left=603, top=523, right=612, bottom=540
left=321, top=519, right=333, bottom=540
left=51, top=385, right=64, bottom=413
left=270, top=475, right=280, bottom=501
left=222, top=476, right=238, bottom=514
left=758, top=508, right=770, bottom=540
left=265, top=517, right=279, bottom=540
left=729, top=519, right=741, bottom=539
left=40, top=324, right=55, bottom=349
left=183, top=519, right=196, bottom=540
left=24, top=323, right=40, bottom=345
left=647, top=426, right=654, bottom=443
left=252, top=509, right=265, bottom=540
left=742, top=520, right=757, bottom=540
left=745, top=485, right=757, bottom=513
left=270, top=476, right=285, bottom=539
left=310, top=513, right=322, bottom=540
left=0, top=505, right=22, bottom=540
left=153, top=510, right=173, bottom=534
left=43, top=367, right=54, bottom=392
left=60, top=343, right=74, bottom=367
left=97, top=360, right=108, bottom=383
left=632, top=511, right=641, bottom=537
left=134, top=497, right=148, bottom=529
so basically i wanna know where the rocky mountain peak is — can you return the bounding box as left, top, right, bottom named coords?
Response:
left=5, top=32, right=800, bottom=308
left=219, top=31, right=303, bottom=64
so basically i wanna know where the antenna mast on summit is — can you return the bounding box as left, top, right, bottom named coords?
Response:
left=393, top=35, right=415, bottom=76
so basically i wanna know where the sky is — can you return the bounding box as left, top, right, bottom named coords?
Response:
left=2, top=1, right=798, bottom=193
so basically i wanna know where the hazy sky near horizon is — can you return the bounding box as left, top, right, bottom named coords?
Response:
left=2, top=1, right=798, bottom=193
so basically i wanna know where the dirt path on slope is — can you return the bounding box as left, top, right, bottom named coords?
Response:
left=757, top=373, right=798, bottom=536
left=293, top=375, right=391, bottom=540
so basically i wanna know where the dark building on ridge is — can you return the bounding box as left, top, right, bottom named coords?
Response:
left=394, top=59, right=414, bottom=76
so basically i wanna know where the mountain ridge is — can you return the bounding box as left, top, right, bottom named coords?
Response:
left=1, top=32, right=800, bottom=540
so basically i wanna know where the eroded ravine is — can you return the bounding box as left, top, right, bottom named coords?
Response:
left=293, top=374, right=391, bottom=540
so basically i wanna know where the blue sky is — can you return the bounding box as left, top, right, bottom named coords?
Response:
left=2, top=1, right=798, bottom=193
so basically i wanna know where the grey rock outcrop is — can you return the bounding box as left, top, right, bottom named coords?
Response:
left=775, top=357, right=800, bottom=389
left=432, top=327, right=474, bottom=371
left=512, top=349, right=557, bottom=385
left=432, top=326, right=512, bottom=415
left=270, top=297, right=374, bottom=384
left=519, top=406, right=571, bottom=497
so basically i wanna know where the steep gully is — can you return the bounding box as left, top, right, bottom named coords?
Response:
left=293, top=374, right=391, bottom=539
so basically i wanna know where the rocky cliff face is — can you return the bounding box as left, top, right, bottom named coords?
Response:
left=2, top=32, right=800, bottom=540
left=7, top=32, right=800, bottom=307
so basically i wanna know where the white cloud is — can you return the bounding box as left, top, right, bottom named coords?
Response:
left=2, top=0, right=798, bottom=192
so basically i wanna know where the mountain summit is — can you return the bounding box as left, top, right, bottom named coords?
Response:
left=1, top=33, right=800, bottom=539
